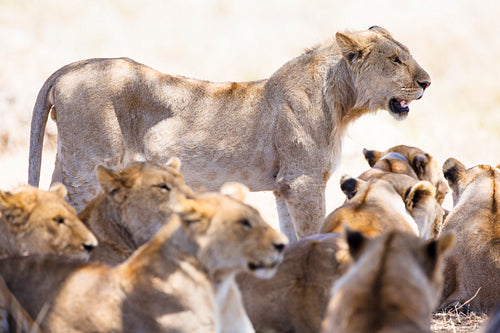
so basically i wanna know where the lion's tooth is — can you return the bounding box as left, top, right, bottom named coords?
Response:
left=400, top=100, right=409, bottom=108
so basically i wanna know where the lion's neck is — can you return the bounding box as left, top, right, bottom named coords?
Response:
left=120, top=216, right=205, bottom=278
left=80, top=195, right=137, bottom=252
left=214, top=275, right=255, bottom=333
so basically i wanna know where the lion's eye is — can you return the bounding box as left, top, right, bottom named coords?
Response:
left=392, top=56, right=402, bottom=64
left=239, top=218, right=252, bottom=229
left=157, top=183, right=171, bottom=191
left=53, top=217, right=65, bottom=224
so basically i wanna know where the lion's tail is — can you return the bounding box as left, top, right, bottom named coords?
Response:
left=28, top=73, right=56, bottom=187
left=0, top=276, right=44, bottom=333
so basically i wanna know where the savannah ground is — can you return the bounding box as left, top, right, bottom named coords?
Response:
left=0, top=0, right=498, bottom=331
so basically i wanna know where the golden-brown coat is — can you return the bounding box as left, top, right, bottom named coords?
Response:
left=29, top=27, right=430, bottom=242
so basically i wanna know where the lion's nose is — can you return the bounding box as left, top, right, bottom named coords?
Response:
left=82, top=243, right=96, bottom=252
left=273, top=243, right=286, bottom=252
left=418, top=80, right=431, bottom=90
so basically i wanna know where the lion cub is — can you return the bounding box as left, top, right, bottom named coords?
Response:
left=0, top=183, right=97, bottom=259
left=321, top=230, right=455, bottom=333
left=238, top=232, right=352, bottom=333
left=439, top=158, right=500, bottom=314
left=79, top=158, right=194, bottom=264
left=0, top=184, right=288, bottom=333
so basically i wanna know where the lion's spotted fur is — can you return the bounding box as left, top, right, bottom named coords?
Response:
left=238, top=233, right=351, bottom=333
left=439, top=158, right=500, bottom=314
left=321, top=230, right=455, bottom=333
left=79, top=159, right=194, bottom=264
left=0, top=184, right=97, bottom=260
left=29, top=27, right=430, bottom=242
left=0, top=186, right=288, bottom=333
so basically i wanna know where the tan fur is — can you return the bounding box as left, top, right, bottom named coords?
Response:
left=237, top=233, right=352, bottom=333
left=79, top=158, right=194, bottom=264
left=439, top=158, right=500, bottom=314
left=0, top=186, right=288, bottom=333
left=0, top=184, right=97, bottom=260
left=28, top=27, right=430, bottom=242
left=0, top=276, right=43, bottom=333
left=320, top=176, right=419, bottom=237
left=363, top=145, right=448, bottom=204
left=357, top=153, right=445, bottom=239
left=321, top=230, right=455, bottom=333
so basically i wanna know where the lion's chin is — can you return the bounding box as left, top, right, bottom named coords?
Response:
left=247, top=261, right=281, bottom=279
left=388, top=98, right=410, bottom=120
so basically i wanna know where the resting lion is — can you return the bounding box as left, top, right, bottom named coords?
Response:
left=439, top=158, right=500, bottom=314
left=355, top=151, right=445, bottom=239
left=28, top=26, right=431, bottom=242
left=362, top=145, right=448, bottom=204
left=0, top=185, right=288, bottom=333
left=321, top=230, right=455, bottom=333
left=320, top=176, right=430, bottom=237
left=0, top=183, right=97, bottom=259
left=237, top=232, right=351, bottom=333
left=79, top=158, right=194, bottom=264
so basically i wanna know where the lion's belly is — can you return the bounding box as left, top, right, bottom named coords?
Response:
left=141, top=120, right=278, bottom=192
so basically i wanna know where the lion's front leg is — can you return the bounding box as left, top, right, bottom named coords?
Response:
left=275, top=173, right=326, bottom=241
left=275, top=195, right=298, bottom=243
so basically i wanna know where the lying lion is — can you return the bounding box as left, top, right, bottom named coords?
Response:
left=29, top=26, right=431, bottom=242
left=355, top=150, right=445, bottom=239
left=439, top=158, right=500, bottom=314
left=79, top=158, right=194, bottom=264
left=238, top=232, right=351, bottom=333
left=321, top=230, right=455, bottom=333
left=0, top=184, right=288, bottom=333
left=0, top=183, right=97, bottom=259
left=320, top=176, right=426, bottom=237
left=362, top=145, right=448, bottom=204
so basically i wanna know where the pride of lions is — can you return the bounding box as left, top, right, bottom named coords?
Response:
left=0, top=26, right=498, bottom=332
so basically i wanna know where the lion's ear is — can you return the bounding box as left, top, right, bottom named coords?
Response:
left=344, top=227, right=368, bottom=260
left=422, top=233, right=455, bottom=277
left=49, top=183, right=68, bottom=199
left=96, top=166, right=130, bottom=203
left=169, top=189, right=213, bottom=234
left=165, top=157, right=181, bottom=171
left=363, top=148, right=383, bottom=167
left=336, top=32, right=371, bottom=65
left=368, top=26, right=392, bottom=37
left=220, top=182, right=249, bottom=202
left=442, top=158, right=466, bottom=186
left=412, top=154, right=430, bottom=178
left=340, top=175, right=364, bottom=200
left=405, top=181, right=435, bottom=212
left=0, top=191, right=31, bottom=226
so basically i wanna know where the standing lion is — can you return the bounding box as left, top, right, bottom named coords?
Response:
left=29, top=26, right=430, bottom=241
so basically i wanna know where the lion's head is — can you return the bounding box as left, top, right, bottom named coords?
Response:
left=334, top=26, right=431, bottom=120
left=92, top=158, right=194, bottom=247
left=0, top=184, right=97, bottom=259
left=170, top=182, right=289, bottom=279
left=321, top=230, right=455, bottom=333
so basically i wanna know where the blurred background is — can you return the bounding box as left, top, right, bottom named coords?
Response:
left=1, top=0, right=499, bottom=226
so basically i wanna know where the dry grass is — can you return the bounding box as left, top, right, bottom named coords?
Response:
left=431, top=307, right=488, bottom=333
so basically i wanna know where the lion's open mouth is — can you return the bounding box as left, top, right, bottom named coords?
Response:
left=248, top=260, right=281, bottom=279
left=248, top=261, right=278, bottom=271
left=389, top=98, right=410, bottom=116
